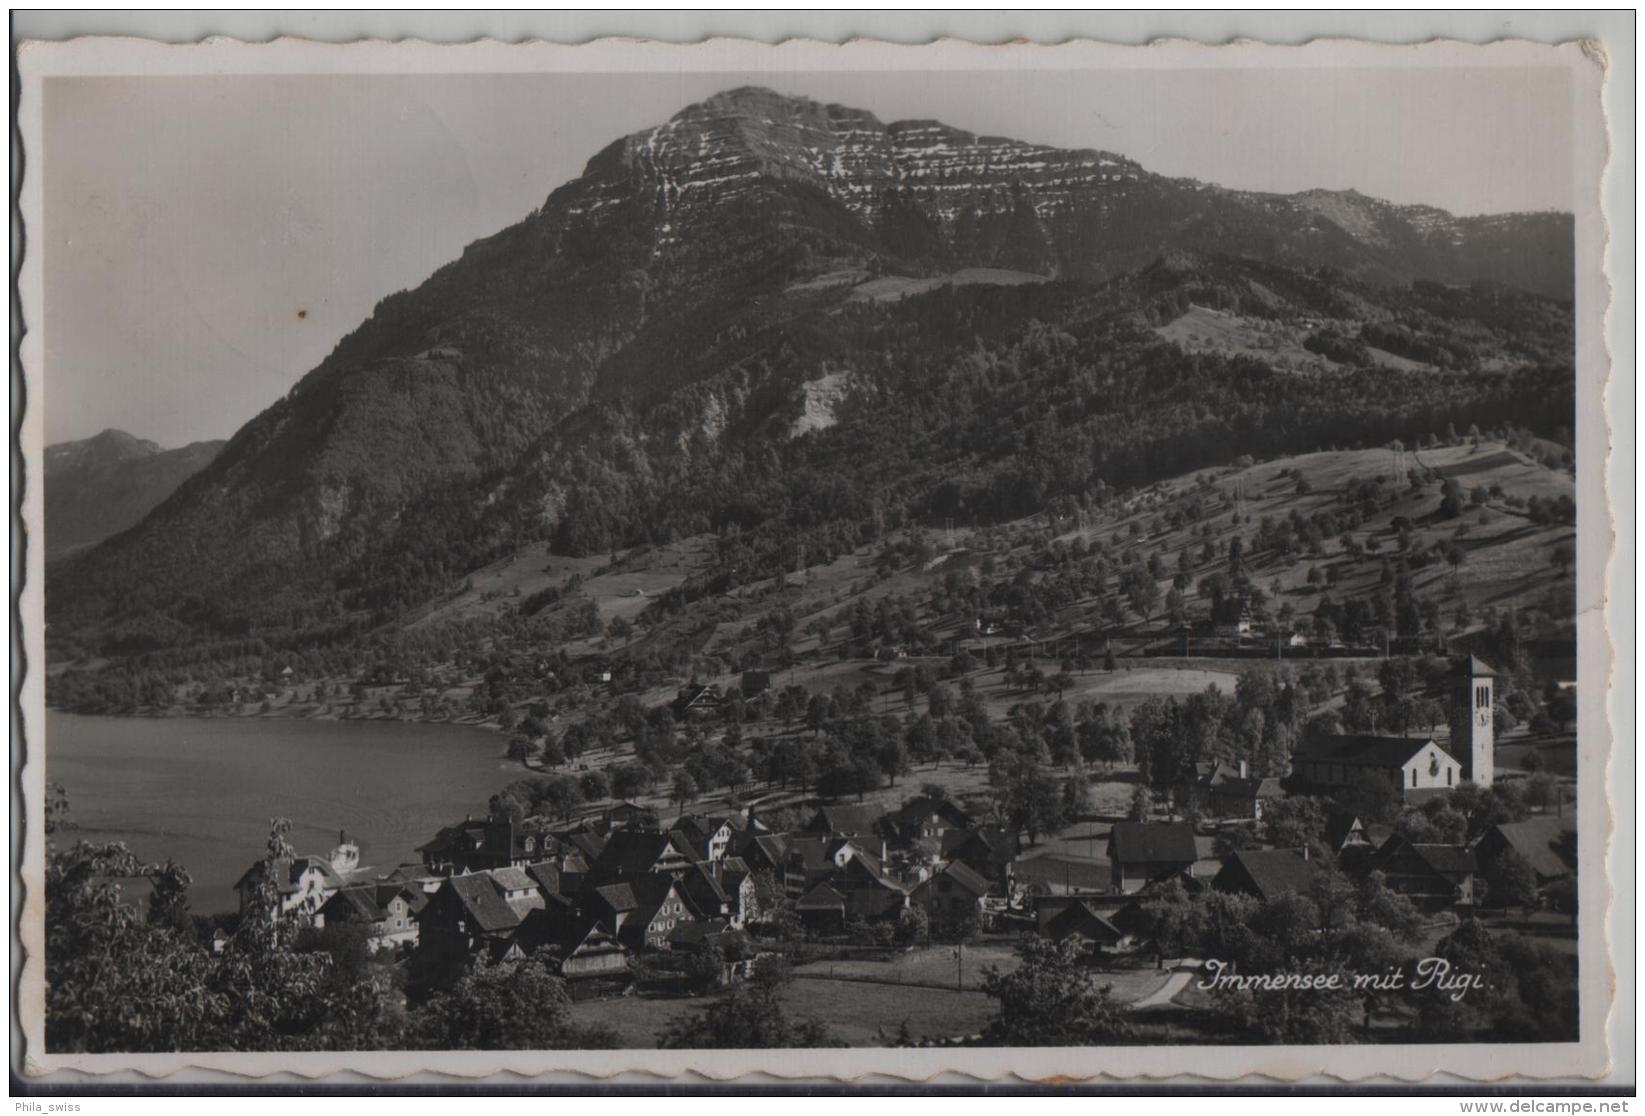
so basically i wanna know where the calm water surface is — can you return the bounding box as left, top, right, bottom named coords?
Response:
left=46, top=712, right=514, bottom=913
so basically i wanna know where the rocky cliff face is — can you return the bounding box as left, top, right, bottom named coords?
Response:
left=552, top=87, right=1572, bottom=294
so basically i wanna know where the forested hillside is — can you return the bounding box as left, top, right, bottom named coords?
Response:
left=45, top=88, right=1574, bottom=679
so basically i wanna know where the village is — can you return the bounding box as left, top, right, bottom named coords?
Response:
left=236, top=642, right=1578, bottom=1046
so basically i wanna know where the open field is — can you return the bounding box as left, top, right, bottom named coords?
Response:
left=781, top=979, right=998, bottom=1046
left=1154, top=304, right=1340, bottom=372
left=791, top=941, right=1018, bottom=989
left=849, top=268, right=1047, bottom=304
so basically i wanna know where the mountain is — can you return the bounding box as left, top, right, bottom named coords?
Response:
left=46, top=87, right=1574, bottom=659
left=42, top=429, right=225, bottom=560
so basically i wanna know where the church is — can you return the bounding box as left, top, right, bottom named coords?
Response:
left=1290, top=656, right=1497, bottom=801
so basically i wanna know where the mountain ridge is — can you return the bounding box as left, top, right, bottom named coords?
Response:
left=43, top=429, right=225, bottom=560
left=45, top=87, right=1576, bottom=659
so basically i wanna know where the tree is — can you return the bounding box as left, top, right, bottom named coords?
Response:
left=990, top=751, right=1068, bottom=845
left=981, top=938, right=1135, bottom=1045
left=1550, top=542, right=1574, bottom=578
left=659, top=973, right=839, bottom=1048
left=578, top=769, right=610, bottom=802
left=1263, top=795, right=1327, bottom=851
left=671, top=770, right=700, bottom=809
left=877, top=733, right=911, bottom=786
left=409, top=956, right=617, bottom=1050
left=1489, top=847, right=1541, bottom=912
left=1128, top=784, right=1153, bottom=822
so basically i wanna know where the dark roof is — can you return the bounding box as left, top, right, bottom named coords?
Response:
left=490, top=866, right=537, bottom=893
left=375, top=882, right=427, bottom=914
left=807, top=804, right=883, bottom=835
left=1295, top=734, right=1453, bottom=769
left=890, top=795, right=973, bottom=829
left=844, top=887, right=906, bottom=919
left=1044, top=900, right=1124, bottom=945
left=1482, top=818, right=1576, bottom=880
left=784, top=835, right=841, bottom=874
left=516, top=907, right=623, bottom=958
left=1213, top=849, right=1324, bottom=902
left=416, top=816, right=531, bottom=861
left=1212, top=774, right=1285, bottom=800
left=234, top=855, right=344, bottom=895
left=795, top=883, right=847, bottom=911
left=1375, top=834, right=1476, bottom=879
left=384, top=863, right=441, bottom=886
left=1107, top=822, right=1198, bottom=866
left=562, top=831, right=607, bottom=862
left=671, top=814, right=734, bottom=850
left=320, top=884, right=386, bottom=923
left=1455, top=654, right=1498, bottom=678
left=590, top=829, right=693, bottom=881
left=592, top=882, right=638, bottom=913
left=1324, top=811, right=1368, bottom=851
left=526, top=860, right=565, bottom=896
left=444, top=873, right=522, bottom=934
left=622, top=873, right=684, bottom=927
left=676, top=862, right=731, bottom=919
left=747, top=834, right=788, bottom=864
left=930, top=859, right=990, bottom=897
left=944, top=825, right=1021, bottom=863
left=1410, top=844, right=1477, bottom=877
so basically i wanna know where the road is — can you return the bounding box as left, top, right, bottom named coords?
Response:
left=1131, top=958, right=1205, bottom=1009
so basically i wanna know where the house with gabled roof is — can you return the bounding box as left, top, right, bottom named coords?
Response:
left=1323, top=810, right=1374, bottom=855
left=886, top=795, right=974, bottom=846
left=794, top=882, right=848, bottom=932
left=514, top=909, right=631, bottom=995
left=781, top=835, right=882, bottom=898
left=414, top=872, right=526, bottom=968
left=1184, top=760, right=1284, bottom=821
left=615, top=874, right=696, bottom=952
left=669, top=683, right=723, bottom=722
left=317, top=881, right=428, bottom=952
left=604, top=801, right=658, bottom=829
left=1372, top=833, right=1478, bottom=910
left=734, top=832, right=789, bottom=875
left=1039, top=897, right=1125, bottom=951
left=804, top=804, right=885, bottom=841
left=234, top=855, right=346, bottom=921
left=1106, top=822, right=1200, bottom=894
left=671, top=813, right=742, bottom=863
left=911, top=859, right=990, bottom=928
left=674, top=860, right=734, bottom=923
left=1473, top=817, right=1576, bottom=884
left=1291, top=734, right=1462, bottom=801
left=942, top=825, right=1021, bottom=892
left=416, top=815, right=543, bottom=874
left=588, top=828, right=698, bottom=884
left=1211, top=848, right=1325, bottom=904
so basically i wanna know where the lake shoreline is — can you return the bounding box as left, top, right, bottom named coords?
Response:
left=44, top=711, right=520, bottom=914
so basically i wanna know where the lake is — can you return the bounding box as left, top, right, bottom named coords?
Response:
left=45, top=711, right=516, bottom=913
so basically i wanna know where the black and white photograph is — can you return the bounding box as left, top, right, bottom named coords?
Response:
left=12, top=29, right=1623, bottom=1086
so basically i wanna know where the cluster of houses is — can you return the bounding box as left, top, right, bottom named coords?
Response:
left=233, top=792, right=1029, bottom=996
left=231, top=656, right=1573, bottom=992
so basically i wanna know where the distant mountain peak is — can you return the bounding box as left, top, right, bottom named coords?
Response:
left=45, top=428, right=161, bottom=475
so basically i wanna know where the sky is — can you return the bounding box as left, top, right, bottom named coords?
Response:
left=41, top=66, right=1574, bottom=448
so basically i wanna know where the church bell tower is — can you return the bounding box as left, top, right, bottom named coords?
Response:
left=1450, top=655, right=1496, bottom=787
